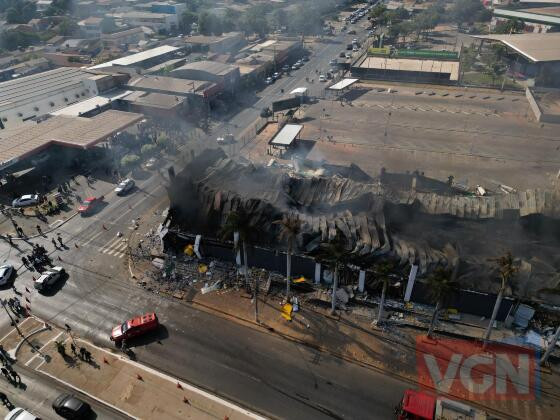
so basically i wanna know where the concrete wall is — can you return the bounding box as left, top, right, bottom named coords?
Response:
left=526, top=87, right=560, bottom=124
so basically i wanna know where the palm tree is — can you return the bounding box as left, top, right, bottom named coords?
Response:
left=318, top=232, right=351, bottom=315
left=427, top=267, right=457, bottom=339
left=274, top=213, right=301, bottom=301
left=483, top=252, right=518, bottom=349
left=221, top=208, right=257, bottom=320
left=374, top=260, right=396, bottom=325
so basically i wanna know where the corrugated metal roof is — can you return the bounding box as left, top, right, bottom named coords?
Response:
left=494, top=8, right=560, bottom=25
left=270, top=124, right=302, bottom=147
left=89, top=45, right=179, bottom=69
left=472, top=33, right=560, bottom=62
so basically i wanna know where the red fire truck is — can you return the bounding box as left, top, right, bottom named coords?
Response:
left=396, top=390, right=489, bottom=420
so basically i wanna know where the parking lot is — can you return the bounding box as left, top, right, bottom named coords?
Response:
left=245, top=83, right=560, bottom=191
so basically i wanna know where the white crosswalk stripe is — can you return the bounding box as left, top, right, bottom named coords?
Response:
left=100, top=237, right=128, bottom=258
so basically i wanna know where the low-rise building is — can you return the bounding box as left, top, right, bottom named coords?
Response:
left=169, top=60, right=240, bottom=93
left=492, top=7, right=560, bottom=33
left=0, top=67, right=127, bottom=129
left=78, top=17, right=103, bottom=38
left=186, top=32, right=245, bottom=54
left=113, top=11, right=178, bottom=33
left=100, top=27, right=145, bottom=48
left=89, top=45, right=181, bottom=72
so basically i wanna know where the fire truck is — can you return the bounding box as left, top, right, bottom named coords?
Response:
left=396, top=390, right=490, bottom=420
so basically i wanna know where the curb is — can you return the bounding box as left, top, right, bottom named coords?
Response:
left=1, top=211, right=79, bottom=241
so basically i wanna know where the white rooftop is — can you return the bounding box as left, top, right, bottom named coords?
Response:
left=472, top=33, right=560, bottom=62
left=50, top=90, right=132, bottom=117
left=89, top=45, right=179, bottom=69
left=328, top=78, right=359, bottom=91
left=270, top=124, right=303, bottom=147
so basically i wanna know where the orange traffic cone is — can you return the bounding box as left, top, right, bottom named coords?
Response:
left=103, top=357, right=109, bottom=364
left=176, top=382, right=182, bottom=389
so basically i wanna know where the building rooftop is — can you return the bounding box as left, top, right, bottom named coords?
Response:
left=50, top=90, right=132, bottom=117
left=328, top=78, right=359, bottom=91
left=472, top=33, right=560, bottom=62
left=127, top=75, right=213, bottom=94
left=270, top=124, right=303, bottom=147
left=493, top=8, right=560, bottom=26
left=0, top=67, right=92, bottom=113
left=173, top=60, right=238, bottom=76
left=358, top=56, right=460, bottom=81
left=186, top=32, right=242, bottom=45
left=0, top=110, right=143, bottom=171
left=89, top=45, right=179, bottom=69
left=122, top=91, right=183, bottom=110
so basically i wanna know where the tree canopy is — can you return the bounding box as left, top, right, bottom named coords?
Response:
left=1, top=0, right=36, bottom=24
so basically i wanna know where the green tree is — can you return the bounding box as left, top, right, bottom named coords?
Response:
left=494, top=17, right=524, bottom=34
left=369, top=3, right=387, bottom=20
left=484, top=60, right=506, bottom=85
left=274, top=213, right=301, bottom=300
left=482, top=252, right=518, bottom=349
left=242, top=5, right=269, bottom=37
left=45, top=0, right=72, bottom=16
left=180, top=10, right=198, bottom=32
left=450, top=0, right=491, bottom=27
left=120, top=154, right=140, bottom=170
left=141, top=143, right=157, bottom=156
left=4, top=0, right=35, bottom=24
left=57, top=17, right=78, bottom=36
left=426, top=267, right=458, bottom=338
left=0, top=29, right=39, bottom=50
left=198, top=11, right=212, bottom=35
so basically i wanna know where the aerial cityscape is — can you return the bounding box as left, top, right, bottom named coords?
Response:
left=0, top=0, right=559, bottom=418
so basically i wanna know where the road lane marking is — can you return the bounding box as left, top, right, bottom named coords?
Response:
left=26, top=331, right=64, bottom=367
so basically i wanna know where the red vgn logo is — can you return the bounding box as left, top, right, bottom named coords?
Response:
left=416, top=337, right=539, bottom=401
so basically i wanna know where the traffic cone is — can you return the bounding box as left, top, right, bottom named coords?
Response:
left=103, top=357, right=109, bottom=364
left=183, top=397, right=189, bottom=404
left=136, top=374, right=143, bottom=381
left=176, top=382, right=182, bottom=389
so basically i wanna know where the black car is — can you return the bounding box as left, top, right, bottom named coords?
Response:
left=52, top=394, right=91, bottom=419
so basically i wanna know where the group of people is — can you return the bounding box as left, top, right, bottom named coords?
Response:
left=21, top=243, right=52, bottom=272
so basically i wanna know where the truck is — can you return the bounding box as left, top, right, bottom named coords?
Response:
left=395, top=390, right=489, bottom=420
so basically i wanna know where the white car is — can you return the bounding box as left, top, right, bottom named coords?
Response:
left=12, top=194, right=39, bottom=208
left=34, top=266, right=65, bottom=292
left=4, top=408, right=39, bottom=420
left=0, top=265, right=13, bottom=286
left=319, top=74, right=327, bottom=82
left=265, top=76, right=274, bottom=85
left=114, top=179, right=135, bottom=196
left=145, top=157, right=157, bottom=169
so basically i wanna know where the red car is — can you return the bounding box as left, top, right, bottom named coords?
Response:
left=78, top=195, right=104, bottom=215
left=110, top=312, right=159, bottom=343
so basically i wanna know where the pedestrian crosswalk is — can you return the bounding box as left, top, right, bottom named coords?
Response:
left=100, top=236, right=128, bottom=258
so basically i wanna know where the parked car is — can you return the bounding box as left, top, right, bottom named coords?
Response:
left=272, top=72, right=280, bottom=80
left=282, top=64, right=290, bottom=72
left=114, top=179, right=135, bottom=196
left=0, top=265, right=14, bottom=287
left=339, top=51, right=346, bottom=58
left=144, top=157, right=158, bottom=169
left=52, top=394, right=91, bottom=419
left=4, top=408, right=39, bottom=420
left=302, top=55, right=309, bottom=62
left=265, top=76, right=274, bottom=85
left=319, top=74, right=327, bottom=82
left=78, top=196, right=104, bottom=215
left=34, top=266, right=65, bottom=292
left=291, top=64, right=298, bottom=71
left=110, top=312, right=159, bottom=344
left=345, top=52, right=352, bottom=59
left=12, top=194, right=39, bottom=208
left=329, top=58, right=337, bottom=65
left=353, top=46, right=359, bottom=52
left=347, top=29, right=356, bottom=34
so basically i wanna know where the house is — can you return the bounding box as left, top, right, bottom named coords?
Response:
left=100, top=27, right=145, bottom=48
left=78, top=17, right=103, bottom=38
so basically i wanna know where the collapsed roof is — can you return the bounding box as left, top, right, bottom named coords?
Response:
left=168, top=149, right=560, bottom=301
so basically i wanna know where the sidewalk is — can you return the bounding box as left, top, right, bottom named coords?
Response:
left=0, top=318, right=264, bottom=420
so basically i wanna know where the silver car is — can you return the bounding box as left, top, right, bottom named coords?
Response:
left=12, top=194, right=39, bottom=208
left=114, top=179, right=135, bottom=196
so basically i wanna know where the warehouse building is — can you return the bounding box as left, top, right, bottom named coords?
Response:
left=169, top=60, right=240, bottom=93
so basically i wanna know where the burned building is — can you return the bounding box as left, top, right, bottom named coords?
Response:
left=166, top=149, right=560, bottom=308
